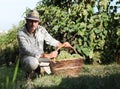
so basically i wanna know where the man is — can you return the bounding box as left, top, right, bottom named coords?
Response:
left=17, top=10, right=71, bottom=78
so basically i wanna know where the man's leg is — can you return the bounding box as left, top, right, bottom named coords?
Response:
left=23, top=56, right=39, bottom=72
left=23, top=56, right=40, bottom=78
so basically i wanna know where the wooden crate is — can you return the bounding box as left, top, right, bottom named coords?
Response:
left=50, top=58, right=83, bottom=76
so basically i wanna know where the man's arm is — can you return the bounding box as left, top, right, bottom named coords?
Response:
left=57, top=42, right=72, bottom=48
left=40, top=42, right=72, bottom=59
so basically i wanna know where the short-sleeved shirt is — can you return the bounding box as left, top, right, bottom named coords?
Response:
left=17, top=25, right=59, bottom=59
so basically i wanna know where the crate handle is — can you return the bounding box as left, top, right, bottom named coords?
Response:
left=56, top=45, right=78, bottom=54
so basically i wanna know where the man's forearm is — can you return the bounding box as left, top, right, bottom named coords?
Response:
left=56, top=42, right=64, bottom=48
left=41, top=53, right=51, bottom=58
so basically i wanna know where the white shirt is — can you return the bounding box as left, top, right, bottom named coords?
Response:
left=17, top=25, right=59, bottom=59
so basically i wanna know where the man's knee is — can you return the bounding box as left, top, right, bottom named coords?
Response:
left=23, top=56, right=39, bottom=72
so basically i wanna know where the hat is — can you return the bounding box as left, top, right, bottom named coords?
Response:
left=25, top=10, right=39, bottom=21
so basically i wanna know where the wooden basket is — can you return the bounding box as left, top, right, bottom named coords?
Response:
left=50, top=45, right=83, bottom=76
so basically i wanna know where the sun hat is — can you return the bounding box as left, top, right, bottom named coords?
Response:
left=25, top=10, right=39, bottom=21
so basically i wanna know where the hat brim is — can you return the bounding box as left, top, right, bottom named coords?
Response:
left=25, top=17, right=39, bottom=21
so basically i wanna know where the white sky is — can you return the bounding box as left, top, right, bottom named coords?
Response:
left=0, top=0, right=40, bottom=31
left=94, top=0, right=120, bottom=13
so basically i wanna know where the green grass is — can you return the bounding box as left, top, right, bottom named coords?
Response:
left=0, top=63, right=120, bottom=89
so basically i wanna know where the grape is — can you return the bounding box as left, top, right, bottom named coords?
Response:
left=56, top=51, right=81, bottom=60
left=72, top=54, right=81, bottom=58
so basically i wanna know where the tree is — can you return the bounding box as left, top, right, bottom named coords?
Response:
left=35, top=0, right=120, bottom=64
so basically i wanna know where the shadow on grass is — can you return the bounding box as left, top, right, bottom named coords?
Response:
left=1, top=64, right=120, bottom=89
left=36, top=73, right=120, bottom=89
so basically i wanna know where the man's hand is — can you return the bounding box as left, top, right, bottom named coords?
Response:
left=63, top=42, right=72, bottom=48
left=50, top=51, right=58, bottom=58
left=57, top=42, right=72, bottom=50
left=41, top=51, right=58, bottom=59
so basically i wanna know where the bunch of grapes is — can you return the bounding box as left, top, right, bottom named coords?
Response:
left=56, top=50, right=81, bottom=60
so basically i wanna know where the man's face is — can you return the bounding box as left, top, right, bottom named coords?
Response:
left=26, top=19, right=39, bottom=33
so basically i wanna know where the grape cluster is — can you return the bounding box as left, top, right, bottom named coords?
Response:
left=56, top=50, right=81, bottom=60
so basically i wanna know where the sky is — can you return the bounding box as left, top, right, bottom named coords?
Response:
left=0, top=0, right=40, bottom=31
left=94, top=0, right=120, bottom=13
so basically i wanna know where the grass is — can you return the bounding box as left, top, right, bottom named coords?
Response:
left=0, top=63, right=120, bottom=89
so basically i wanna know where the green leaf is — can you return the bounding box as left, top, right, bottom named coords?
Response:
left=94, top=29, right=102, bottom=34
left=87, top=24, right=93, bottom=29
left=81, top=47, right=91, bottom=56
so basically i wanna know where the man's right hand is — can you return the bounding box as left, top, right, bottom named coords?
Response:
left=41, top=51, right=58, bottom=59
left=50, top=51, right=58, bottom=58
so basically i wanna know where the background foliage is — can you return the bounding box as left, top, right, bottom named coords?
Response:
left=36, top=0, right=120, bottom=64
left=0, top=0, right=120, bottom=65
